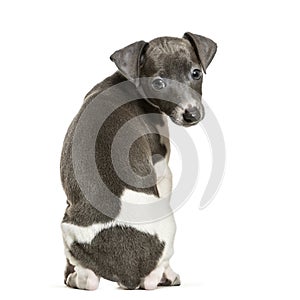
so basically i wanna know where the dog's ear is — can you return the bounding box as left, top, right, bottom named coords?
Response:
left=183, top=32, right=217, bottom=74
left=110, top=41, right=148, bottom=82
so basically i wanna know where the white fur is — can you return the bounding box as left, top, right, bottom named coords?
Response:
left=142, top=265, right=165, bottom=290
left=66, top=265, right=100, bottom=290
left=118, top=189, right=158, bottom=205
left=62, top=221, right=115, bottom=248
left=140, top=264, right=180, bottom=289
left=154, top=159, right=172, bottom=199
left=164, top=265, right=179, bottom=282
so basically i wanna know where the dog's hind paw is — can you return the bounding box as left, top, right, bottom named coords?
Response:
left=65, top=266, right=100, bottom=291
left=158, top=273, right=181, bottom=286
left=158, top=265, right=181, bottom=287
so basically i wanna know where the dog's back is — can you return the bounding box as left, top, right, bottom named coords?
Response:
left=60, top=71, right=172, bottom=289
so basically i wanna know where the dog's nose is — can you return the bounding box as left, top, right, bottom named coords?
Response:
left=183, top=107, right=200, bottom=123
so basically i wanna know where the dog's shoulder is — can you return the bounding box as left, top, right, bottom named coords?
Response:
left=84, top=72, right=126, bottom=102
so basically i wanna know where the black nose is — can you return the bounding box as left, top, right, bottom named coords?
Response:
left=183, top=107, right=200, bottom=123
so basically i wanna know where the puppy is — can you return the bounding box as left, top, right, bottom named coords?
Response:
left=60, top=32, right=217, bottom=290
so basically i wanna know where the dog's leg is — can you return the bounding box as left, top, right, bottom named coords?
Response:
left=64, top=259, right=75, bottom=285
left=65, top=265, right=100, bottom=291
left=155, top=160, right=172, bottom=199
left=141, top=265, right=165, bottom=290
left=158, top=264, right=181, bottom=286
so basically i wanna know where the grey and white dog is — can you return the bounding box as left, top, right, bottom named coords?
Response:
left=60, top=32, right=217, bottom=290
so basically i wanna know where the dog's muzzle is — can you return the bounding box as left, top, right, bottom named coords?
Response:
left=183, top=107, right=201, bottom=123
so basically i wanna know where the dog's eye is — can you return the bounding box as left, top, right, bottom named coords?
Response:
left=191, top=69, right=202, bottom=80
left=152, top=78, right=166, bottom=90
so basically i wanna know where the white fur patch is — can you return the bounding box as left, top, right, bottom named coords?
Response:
left=154, top=159, right=172, bottom=199
left=66, top=265, right=100, bottom=290
left=142, top=265, right=164, bottom=290
left=62, top=221, right=115, bottom=248
left=62, top=202, right=176, bottom=263
left=164, top=265, right=178, bottom=282
left=118, top=189, right=158, bottom=205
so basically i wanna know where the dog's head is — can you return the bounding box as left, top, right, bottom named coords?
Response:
left=110, top=32, right=217, bottom=127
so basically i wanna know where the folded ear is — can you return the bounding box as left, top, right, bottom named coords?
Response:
left=110, top=41, right=148, bottom=82
left=183, top=32, right=217, bottom=73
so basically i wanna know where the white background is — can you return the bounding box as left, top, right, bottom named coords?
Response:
left=1, top=0, right=300, bottom=299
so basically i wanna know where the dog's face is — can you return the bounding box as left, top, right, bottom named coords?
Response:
left=139, top=37, right=205, bottom=127
left=110, top=32, right=217, bottom=127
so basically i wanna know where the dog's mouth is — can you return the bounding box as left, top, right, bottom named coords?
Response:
left=169, top=115, right=199, bottom=127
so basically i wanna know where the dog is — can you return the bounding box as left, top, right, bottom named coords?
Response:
left=60, top=32, right=217, bottom=290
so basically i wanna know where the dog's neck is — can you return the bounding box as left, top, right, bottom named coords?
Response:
left=113, top=71, right=164, bottom=116
left=84, top=71, right=167, bottom=130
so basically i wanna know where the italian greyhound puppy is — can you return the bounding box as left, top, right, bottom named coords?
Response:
left=61, top=32, right=217, bottom=290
